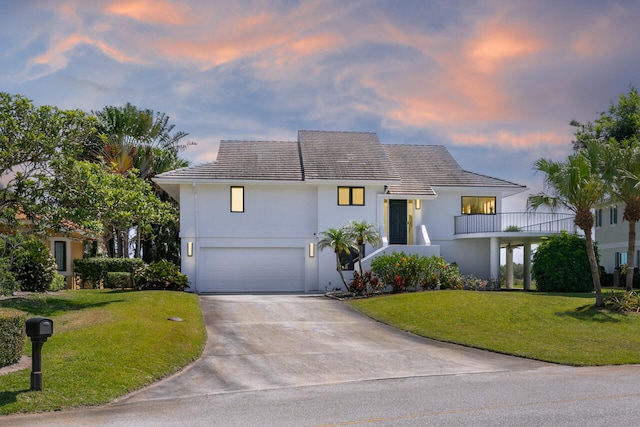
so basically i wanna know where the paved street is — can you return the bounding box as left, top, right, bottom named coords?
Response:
left=3, top=295, right=640, bottom=426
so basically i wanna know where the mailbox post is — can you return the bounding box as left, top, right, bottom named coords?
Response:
left=25, top=317, right=54, bottom=391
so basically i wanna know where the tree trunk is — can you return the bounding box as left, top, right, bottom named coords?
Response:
left=134, top=224, right=142, bottom=259
left=626, top=219, right=637, bottom=292
left=334, top=251, right=348, bottom=288
left=584, top=230, right=604, bottom=307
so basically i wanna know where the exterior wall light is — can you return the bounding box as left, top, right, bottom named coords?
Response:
left=187, top=241, right=193, bottom=257
left=309, top=243, right=315, bottom=258
left=415, top=199, right=422, bottom=210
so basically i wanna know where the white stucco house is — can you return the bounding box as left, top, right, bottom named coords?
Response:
left=154, top=130, right=574, bottom=293
left=594, top=203, right=636, bottom=273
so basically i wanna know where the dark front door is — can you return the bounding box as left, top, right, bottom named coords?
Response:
left=389, top=200, right=407, bottom=244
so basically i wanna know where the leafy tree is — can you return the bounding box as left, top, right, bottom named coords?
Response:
left=528, top=143, right=607, bottom=306
left=46, top=160, right=172, bottom=257
left=91, top=103, right=191, bottom=258
left=572, top=87, right=640, bottom=292
left=532, top=232, right=598, bottom=292
left=92, top=103, right=191, bottom=179
left=601, top=141, right=640, bottom=291
left=346, top=220, right=381, bottom=273
left=0, top=92, right=96, bottom=230
left=317, top=227, right=355, bottom=288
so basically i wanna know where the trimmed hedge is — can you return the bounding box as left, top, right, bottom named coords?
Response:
left=135, top=260, right=189, bottom=291
left=105, top=272, right=132, bottom=289
left=0, top=309, right=26, bottom=368
left=74, top=258, right=144, bottom=288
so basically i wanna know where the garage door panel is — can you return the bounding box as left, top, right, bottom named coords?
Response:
left=199, top=247, right=304, bottom=293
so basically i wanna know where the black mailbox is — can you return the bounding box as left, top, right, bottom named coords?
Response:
left=25, top=317, right=54, bottom=391
left=26, top=318, right=54, bottom=339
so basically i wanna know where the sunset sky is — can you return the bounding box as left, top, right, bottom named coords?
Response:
left=2, top=0, right=639, bottom=211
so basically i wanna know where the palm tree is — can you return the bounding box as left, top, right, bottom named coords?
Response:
left=346, top=220, right=381, bottom=273
left=601, top=140, right=640, bottom=291
left=317, top=227, right=355, bottom=288
left=528, top=144, right=607, bottom=307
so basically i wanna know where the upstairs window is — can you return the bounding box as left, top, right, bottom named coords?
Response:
left=595, top=209, right=603, bottom=228
left=610, top=206, right=618, bottom=225
left=461, top=196, right=496, bottom=215
left=338, top=187, right=365, bottom=206
left=230, top=186, right=244, bottom=212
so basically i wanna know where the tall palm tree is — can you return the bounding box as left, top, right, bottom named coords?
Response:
left=347, top=220, right=381, bottom=273
left=601, top=140, right=640, bottom=291
left=317, top=227, right=355, bottom=288
left=528, top=144, right=607, bottom=307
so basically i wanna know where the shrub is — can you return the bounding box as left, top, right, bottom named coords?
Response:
left=49, top=273, right=67, bottom=292
left=0, top=261, right=19, bottom=297
left=135, top=260, right=189, bottom=291
left=8, top=235, right=57, bottom=292
left=347, top=270, right=380, bottom=295
left=532, top=231, right=598, bottom=292
left=104, top=272, right=132, bottom=289
left=370, top=252, right=422, bottom=293
left=605, top=291, right=640, bottom=313
left=74, top=257, right=144, bottom=288
left=0, top=309, right=26, bottom=368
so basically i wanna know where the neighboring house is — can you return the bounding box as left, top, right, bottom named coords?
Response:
left=1, top=216, right=92, bottom=289
left=594, top=203, right=636, bottom=273
left=154, top=130, right=573, bottom=293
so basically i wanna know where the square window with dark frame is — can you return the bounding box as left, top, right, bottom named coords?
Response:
left=337, top=187, right=365, bottom=206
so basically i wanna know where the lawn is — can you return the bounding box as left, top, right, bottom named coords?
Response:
left=349, top=290, right=640, bottom=366
left=0, top=290, right=206, bottom=415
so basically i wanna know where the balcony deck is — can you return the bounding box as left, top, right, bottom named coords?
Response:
left=454, top=212, right=575, bottom=236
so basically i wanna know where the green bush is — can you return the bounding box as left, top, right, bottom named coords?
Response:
left=0, top=309, right=26, bottom=368
left=370, top=252, right=465, bottom=293
left=8, top=235, right=57, bottom=292
left=0, top=261, right=19, bottom=297
left=532, top=231, right=598, bottom=292
left=74, top=257, right=144, bottom=288
left=0, top=238, right=19, bottom=296
left=104, top=272, right=132, bottom=289
left=135, top=260, right=189, bottom=291
left=48, top=273, right=67, bottom=292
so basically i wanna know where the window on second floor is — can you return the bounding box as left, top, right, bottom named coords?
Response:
left=461, top=196, right=496, bottom=215
left=595, top=208, right=603, bottom=228
left=610, top=206, right=618, bottom=225
left=230, top=186, right=244, bottom=212
left=338, top=187, right=365, bottom=206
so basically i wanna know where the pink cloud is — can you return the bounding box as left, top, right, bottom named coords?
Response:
left=448, top=129, right=572, bottom=150
left=106, top=0, right=191, bottom=25
left=466, top=25, right=542, bottom=73
left=27, top=33, right=140, bottom=77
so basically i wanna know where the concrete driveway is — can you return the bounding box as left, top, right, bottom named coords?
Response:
left=121, top=294, right=549, bottom=403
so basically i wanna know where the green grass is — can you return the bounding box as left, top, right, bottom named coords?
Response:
left=349, top=291, right=640, bottom=366
left=0, top=290, right=206, bottom=415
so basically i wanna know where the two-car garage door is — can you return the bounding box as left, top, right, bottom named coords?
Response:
left=198, top=247, right=305, bottom=293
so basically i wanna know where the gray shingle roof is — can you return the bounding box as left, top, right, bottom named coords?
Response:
left=155, top=140, right=303, bottom=181
left=154, top=132, right=525, bottom=196
left=298, top=130, right=400, bottom=181
left=383, top=145, right=525, bottom=195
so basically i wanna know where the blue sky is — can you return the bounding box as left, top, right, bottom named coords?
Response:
left=2, top=0, right=640, bottom=211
